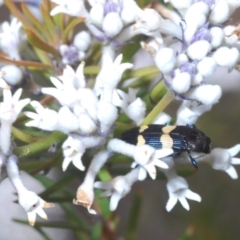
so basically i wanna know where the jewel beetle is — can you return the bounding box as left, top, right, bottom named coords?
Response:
left=121, top=124, right=211, bottom=168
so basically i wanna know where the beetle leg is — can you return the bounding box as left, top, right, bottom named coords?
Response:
left=188, top=152, right=198, bottom=169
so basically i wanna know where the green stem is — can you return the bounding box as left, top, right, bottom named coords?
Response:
left=12, top=126, right=40, bottom=143
left=141, top=90, right=174, bottom=125
left=15, top=131, right=66, bottom=158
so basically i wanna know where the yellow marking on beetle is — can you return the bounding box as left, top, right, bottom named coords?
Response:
left=139, top=125, right=149, bottom=133
left=160, top=134, right=174, bottom=148
left=162, top=125, right=177, bottom=134
left=137, top=135, right=146, bottom=146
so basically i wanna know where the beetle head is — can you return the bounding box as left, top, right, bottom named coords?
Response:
left=187, top=127, right=211, bottom=153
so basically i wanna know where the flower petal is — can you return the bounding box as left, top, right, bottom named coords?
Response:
left=27, top=211, right=36, bottom=226
left=166, top=193, right=178, bottom=212
left=227, top=144, right=240, bottom=156
left=110, top=192, right=121, bottom=211
left=72, top=154, right=85, bottom=171
left=178, top=197, right=190, bottom=211
left=231, top=157, right=240, bottom=165
left=94, top=181, right=112, bottom=190
left=184, top=189, right=201, bottom=202
left=138, top=166, right=147, bottom=181
left=36, top=207, right=48, bottom=220
left=62, top=157, right=72, bottom=171
left=225, top=165, right=238, bottom=179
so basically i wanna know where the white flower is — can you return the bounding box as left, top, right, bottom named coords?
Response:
left=152, top=112, right=171, bottom=125
left=224, top=25, right=240, bottom=46
left=108, top=139, right=170, bottom=181
left=187, top=40, right=212, bottom=60
left=197, top=57, right=217, bottom=77
left=1, top=65, right=23, bottom=86
left=213, top=46, right=239, bottom=68
left=50, top=0, right=86, bottom=17
left=132, top=146, right=171, bottom=180
left=6, top=155, right=54, bottom=226
left=172, top=72, right=191, bottom=94
left=209, top=0, right=230, bottom=24
left=166, top=176, right=201, bottom=212
left=176, top=100, right=212, bottom=125
left=202, top=145, right=240, bottom=179
left=102, top=12, right=123, bottom=38
left=62, top=135, right=103, bottom=171
left=60, top=62, right=86, bottom=89
left=0, top=87, right=30, bottom=123
left=89, top=3, right=104, bottom=26
left=113, top=89, right=146, bottom=125
left=57, top=106, right=79, bottom=133
left=42, top=76, right=78, bottom=107
left=73, top=31, right=91, bottom=51
left=184, top=84, right=222, bottom=105
left=96, top=53, right=133, bottom=100
left=154, top=47, right=176, bottom=74
left=209, top=27, right=224, bottom=48
left=62, top=136, right=86, bottom=171
left=0, top=18, right=22, bottom=60
left=184, top=2, right=209, bottom=41
left=126, top=98, right=146, bottom=126
left=121, top=0, right=142, bottom=25
left=73, top=150, right=109, bottom=213
left=25, top=101, right=58, bottom=131
left=73, top=182, right=96, bottom=214
left=18, top=189, right=54, bottom=226
left=94, top=168, right=139, bottom=211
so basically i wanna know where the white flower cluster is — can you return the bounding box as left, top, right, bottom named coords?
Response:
left=148, top=0, right=240, bottom=125
left=0, top=77, right=54, bottom=226
left=0, top=0, right=240, bottom=224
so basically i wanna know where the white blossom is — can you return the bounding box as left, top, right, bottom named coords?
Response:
left=1, top=65, right=23, bottom=86
left=166, top=176, right=201, bottom=212
left=6, top=155, right=54, bottom=226
left=73, top=31, right=91, bottom=52
left=213, top=46, right=239, bottom=68
left=108, top=139, right=170, bottom=181
left=50, top=0, right=86, bottom=17
left=73, top=151, right=109, bottom=213
left=202, top=145, right=240, bottom=179
left=176, top=101, right=212, bottom=125
left=62, top=135, right=103, bottom=171
left=94, top=168, right=139, bottom=211
left=172, top=72, right=191, bottom=94
left=25, top=101, right=59, bottom=131
left=102, top=12, right=123, bottom=38
left=187, top=40, right=212, bottom=60
left=185, top=84, right=222, bottom=105
left=0, top=18, right=22, bottom=60
left=154, top=47, right=176, bottom=74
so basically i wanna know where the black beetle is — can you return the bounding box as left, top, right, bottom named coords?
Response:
left=121, top=124, right=211, bottom=168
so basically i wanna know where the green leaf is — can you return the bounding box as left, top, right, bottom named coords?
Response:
left=35, top=227, right=51, bottom=240
left=21, top=3, right=52, bottom=42
left=27, top=30, right=61, bottom=58
left=62, top=17, right=85, bottom=43
left=91, top=222, right=102, bottom=240
left=39, top=173, right=78, bottom=198
left=126, top=189, right=142, bottom=240
left=12, top=126, right=40, bottom=143
left=0, top=55, right=54, bottom=71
